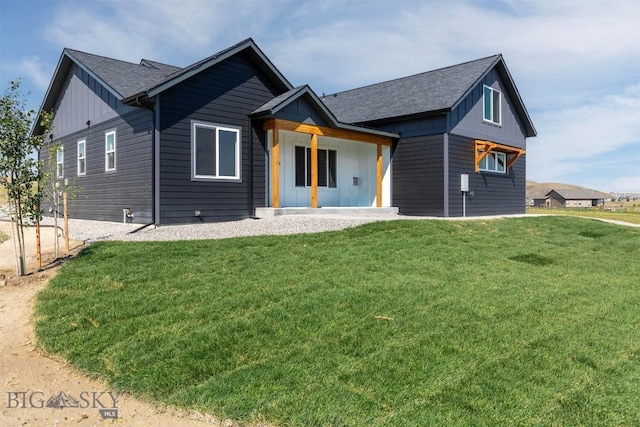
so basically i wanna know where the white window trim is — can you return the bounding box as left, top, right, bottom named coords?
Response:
left=191, top=120, right=242, bottom=182
left=483, top=84, right=502, bottom=125
left=77, top=139, right=86, bottom=176
left=56, top=147, right=64, bottom=179
left=105, top=130, right=116, bottom=172
left=479, top=151, right=506, bottom=174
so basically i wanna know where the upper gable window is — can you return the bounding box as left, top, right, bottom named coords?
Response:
left=105, top=130, right=116, bottom=171
left=192, top=121, right=241, bottom=181
left=483, top=85, right=501, bottom=125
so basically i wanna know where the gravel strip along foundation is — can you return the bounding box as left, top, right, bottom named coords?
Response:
left=39, top=214, right=400, bottom=243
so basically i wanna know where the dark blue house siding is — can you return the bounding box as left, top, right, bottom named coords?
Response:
left=447, top=134, right=526, bottom=216
left=42, top=108, right=154, bottom=223
left=158, top=52, right=283, bottom=223
left=392, top=135, right=444, bottom=216
left=449, top=69, right=526, bottom=149
left=276, top=97, right=329, bottom=127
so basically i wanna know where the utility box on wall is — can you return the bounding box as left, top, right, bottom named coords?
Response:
left=461, top=174, right=469, bottom=192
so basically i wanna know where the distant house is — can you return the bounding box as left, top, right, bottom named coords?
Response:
left=544, top=189, right=610, bottom=208
left=32, top=38, right=536, bottom=224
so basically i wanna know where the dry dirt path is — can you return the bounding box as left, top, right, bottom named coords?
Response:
left=0, top=220, right=229, bottom=427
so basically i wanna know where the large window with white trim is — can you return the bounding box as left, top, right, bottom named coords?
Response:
left=105, top=130, right=116, bottom=171
left=192, top=121, right=241, bottom=180
left=294, top=146, right=337, bottom=188
left=56, top=147, right=64, bottom=178
left=479, top=151, right=506, bottom=173
left=77, top=140, right=86, bottom=176
left=483, top=85, right=501, bottom=125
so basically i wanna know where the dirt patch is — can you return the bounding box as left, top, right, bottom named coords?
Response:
left=0, top=220, right=232, bottom=426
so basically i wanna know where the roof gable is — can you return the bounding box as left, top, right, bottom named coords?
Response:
left=252, top=85, right=398, bottom=139
left=34, top=39, right=292, bottom=135
left=322, top=54, right=536, bottom=137
left=128, top=38, right=293, bottom=102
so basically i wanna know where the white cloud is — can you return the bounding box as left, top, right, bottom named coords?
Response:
left=527, top=84, right=640, bottom=183
left=42, top=0, right=279, bottom=64
left=3, top=57, right=52, bottom=91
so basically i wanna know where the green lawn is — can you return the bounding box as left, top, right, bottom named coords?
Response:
left=35, top=217, right=640, bottom=426
left=528, top=206, right=640, bottom=225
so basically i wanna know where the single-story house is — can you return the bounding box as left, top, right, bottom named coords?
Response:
left=544, top=189, right=610, bottom=208
left=33, top=38, right=536, bottom=224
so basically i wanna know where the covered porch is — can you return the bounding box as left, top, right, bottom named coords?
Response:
left=263, top=117, right=395, bottom=209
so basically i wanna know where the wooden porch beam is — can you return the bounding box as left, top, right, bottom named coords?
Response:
left=264, top=118, right=393, bottom=146
left=310, top=134, right=318, bottom=208
left=376, top=144, right=383, bottom=208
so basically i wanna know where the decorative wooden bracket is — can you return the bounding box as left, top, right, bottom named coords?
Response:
left=475, top=140, right=525, bottom=174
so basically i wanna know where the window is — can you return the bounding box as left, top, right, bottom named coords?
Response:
left=105, top=131, right=116, bottom=171
left=483, top=85, right=501, bottom=125
left=77, top=140, right=86, bottom=176
left=479, top=151, right=506, bottom=173
left=295, top=146, right=337, bottom=188
left=56, top=147, right=64, bottom=178
left=192, top=121, right=241, bottom=180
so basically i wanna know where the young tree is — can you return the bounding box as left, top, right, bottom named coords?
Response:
left=40, top=141, right=78, bottom=259
left=0, top=80, right=53, bottom=276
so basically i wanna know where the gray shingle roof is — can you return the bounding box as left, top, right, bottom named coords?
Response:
left=139, top=59, right=182, bottom=74
left=547, top=189, right=612, bottom=200
left=66, top=49, right=178, bottom=98
left=322, top=55, right=501, bottom=124
left=251, top=85, right=399, bottom=139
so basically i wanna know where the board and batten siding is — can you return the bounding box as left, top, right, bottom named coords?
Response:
left=52, top=63, right=136, bottom=139
left=447, top=134, right=526, bottom=217
left=273, top=97, right=329, bottom=127
left=158, top=51, right=283, bottom=223
left=41, top=108, right=154, bottom=223
left=449, top=68, right=527, bottom=149
left=391, top=134, right=445, bottom=216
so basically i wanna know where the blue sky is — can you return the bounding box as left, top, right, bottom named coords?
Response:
left=1, top=0, right=639, bottom=192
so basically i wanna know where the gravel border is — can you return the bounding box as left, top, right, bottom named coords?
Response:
left=39, top=215, right=397, bottom=242
left=33, top=212, right=639, bottom=244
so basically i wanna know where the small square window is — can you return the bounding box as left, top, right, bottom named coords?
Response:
left=479, top=150, right=507, bottom=174
left=483, top=85, right=501, bottom=125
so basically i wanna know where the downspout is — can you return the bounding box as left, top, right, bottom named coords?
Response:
left=248, top=117, right=256, bottom=218
left=443, top=132, right=449, bottom=218
left=154, top=95, right=161, bottom=225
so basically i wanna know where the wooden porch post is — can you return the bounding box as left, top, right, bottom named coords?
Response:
left=271, top=126, right=280, bottom=208
left=310, top=134, right=318, bottom=208
left=376, top=144, right=383, bottom=208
